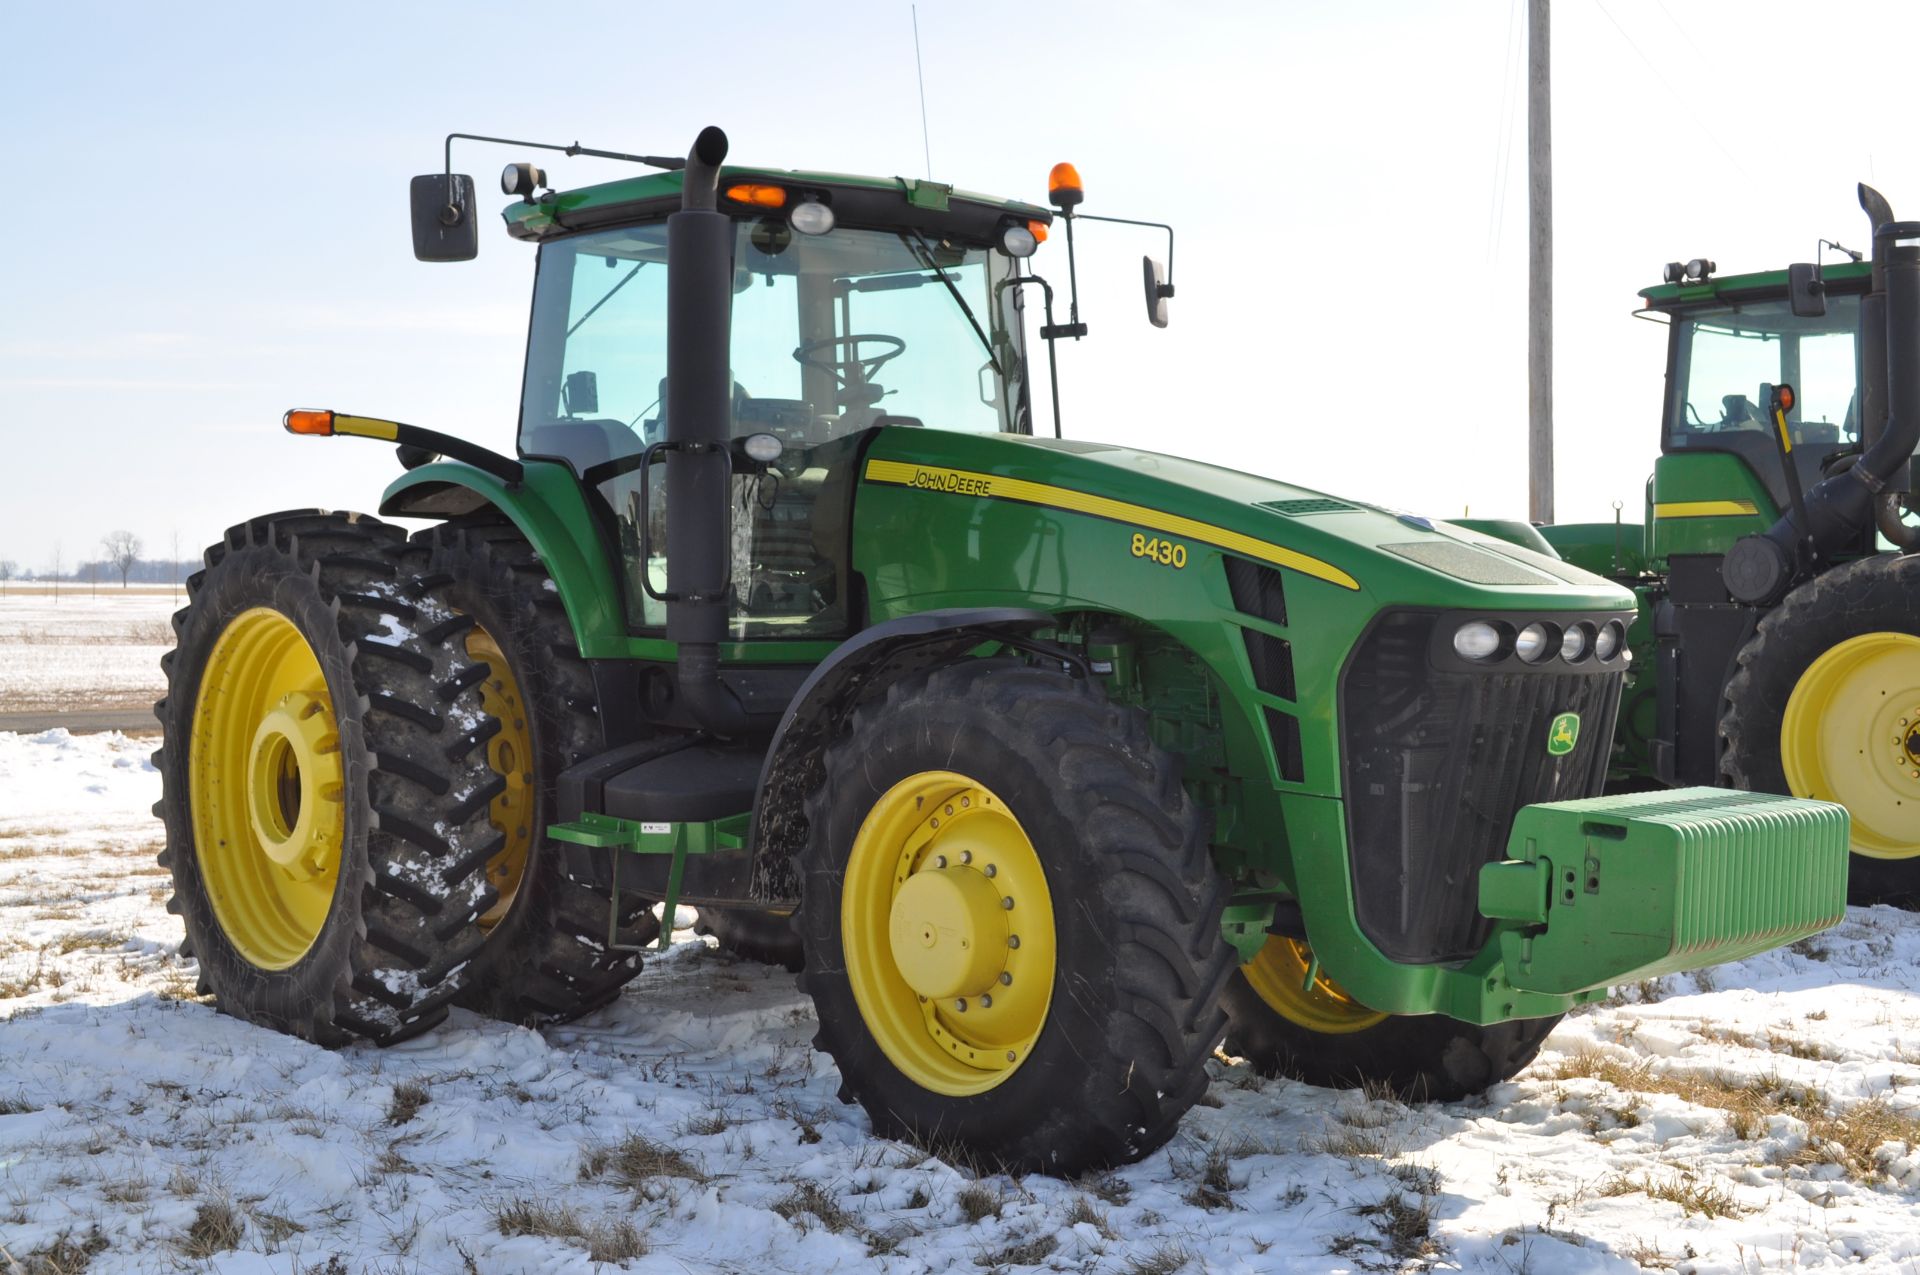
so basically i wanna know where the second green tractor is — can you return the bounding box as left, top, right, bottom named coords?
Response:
left=155, top=126, right=1849, bottom=1174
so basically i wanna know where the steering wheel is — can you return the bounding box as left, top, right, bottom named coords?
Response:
left=793, top=334, right=907, bottom=389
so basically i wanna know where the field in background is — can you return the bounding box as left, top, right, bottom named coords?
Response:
left=0, top=592, right=176, bottom=717
left=4, top=729, right=1920, bottom=1272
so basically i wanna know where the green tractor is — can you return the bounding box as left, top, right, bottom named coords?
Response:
left=154, top=126, right=1850, bottom=1174
left=1531, top=186, right=1920, bottom=907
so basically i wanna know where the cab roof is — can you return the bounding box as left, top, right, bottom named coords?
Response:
left=1638, top=258, right=1871, bottom=310
left=503, top=165, right=1052, bottom=245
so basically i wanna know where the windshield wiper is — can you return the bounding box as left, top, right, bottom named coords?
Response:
left=900, top=228, right=1001, bottom=377
left=567, top=262, right=646, bottom=338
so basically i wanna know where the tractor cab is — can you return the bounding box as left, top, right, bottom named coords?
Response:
left=504, top=171, right=1047, bottom=638
left=1639, top=259, right=1872, bottom=561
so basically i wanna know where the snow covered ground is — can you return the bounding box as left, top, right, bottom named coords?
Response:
left=0, top=592, right=177, bottom=714
left=3, top=728, right=1920, bottom=1274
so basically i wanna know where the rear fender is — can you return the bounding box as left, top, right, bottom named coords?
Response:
left=380, top=460, right=627, bottom=654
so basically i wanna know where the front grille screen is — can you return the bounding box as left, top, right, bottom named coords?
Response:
left=1342, top=612, right=1621, bottom=963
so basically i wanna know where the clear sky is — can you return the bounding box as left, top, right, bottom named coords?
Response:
left=3, top=1, right=1917, bottom=575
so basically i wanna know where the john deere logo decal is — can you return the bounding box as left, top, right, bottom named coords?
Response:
left=1547, top=712, right=1581, bottom=756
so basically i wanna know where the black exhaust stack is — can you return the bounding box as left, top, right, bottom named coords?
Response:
left=665, top=125, right=749, bottom=735
left=1724, top=193, right=1920, bottom=603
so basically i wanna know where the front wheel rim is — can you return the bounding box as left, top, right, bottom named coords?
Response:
left=1241, top=935, right=1388, bottom=1035
left=1781, top=631, right=1920, bottom=861
left=189, top=607, right=344, bottom=970
left=841, top=771, right=1056, bottom=1096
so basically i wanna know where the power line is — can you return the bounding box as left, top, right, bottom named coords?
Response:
left=1591, top=0, right=1747, bottom=177
left=1486, top=0, right=1523, bottom=267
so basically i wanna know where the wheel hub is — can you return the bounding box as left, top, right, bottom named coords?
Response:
left=887, top=864, right=1008, bottom=1000
left=245, top=691, right=341, bottom=877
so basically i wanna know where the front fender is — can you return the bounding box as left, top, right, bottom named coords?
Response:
left=380, top=459, right=628, bottom=655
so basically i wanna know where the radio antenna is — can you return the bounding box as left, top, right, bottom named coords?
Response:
left=912, top=5, right=932, bottom=178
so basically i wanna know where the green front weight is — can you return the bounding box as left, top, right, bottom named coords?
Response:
left=1481, top=787, right=1849, bottom=995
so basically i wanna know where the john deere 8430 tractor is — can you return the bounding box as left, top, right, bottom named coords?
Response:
left=1532, top=187, right=1920, bottom=908
left=155, top=126, right=1849, bottom=1173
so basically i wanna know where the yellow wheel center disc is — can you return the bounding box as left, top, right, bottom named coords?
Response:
left=189, top=607, right=345, bottom=971
left=842, top=771, right=1056, bottom=1096
left=887, top=866, right=1008, bottom=1001
left=1782, top=631, right=1920, bottom=861
left=245, top=691, right=341, bottom=877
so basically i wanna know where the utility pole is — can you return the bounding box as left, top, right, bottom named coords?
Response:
left=1528, top=0, right=1553, bottom=523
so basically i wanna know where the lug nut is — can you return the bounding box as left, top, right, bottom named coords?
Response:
left=984, top=864, right=997, bottom=877
left=1006, top=1050, right=1017, bottom=1062
left=1002, top=897, right=1014, bottom=910
left=945, top=804, right=954, bottom=816
left=999, top=971, right=1012, bottom=985
left=954, top=998, right=968, bottom=1012
left=979, top=994, right=993, bottom=1008
left=961, top=796, right=971, bottom=808
left=960, top=850, right=972, bottom=864
left=1007, top=935, right=1020, bottom=949
left=934, top=855, right=947, bottom=869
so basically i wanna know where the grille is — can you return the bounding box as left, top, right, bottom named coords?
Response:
left=1243, top=629, right=1296, bottom=700
left=1260, top=497, right=1356, bottom=516
left=1225, top=557, right=1286, bottom=625
left=1341, top=611, right=1621, bottom=963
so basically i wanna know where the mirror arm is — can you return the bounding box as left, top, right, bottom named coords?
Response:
left=1073, top=212, right=1176, bottom=297
left=442, top=133, right=687, bottom=180
left=1004, top=274, right=1065, bottom=440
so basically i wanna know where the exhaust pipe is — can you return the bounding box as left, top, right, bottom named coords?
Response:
left=1724, top=198, right=1920, bottom=602
left=664, top=125, right=749, bottom=735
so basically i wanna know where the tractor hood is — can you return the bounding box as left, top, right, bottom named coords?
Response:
left=855, top=428, right=1636, bottom=615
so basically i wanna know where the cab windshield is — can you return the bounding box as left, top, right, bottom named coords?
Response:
left=519, top=219, right=1030, bottom=469
left=1668, top=297, right=1861, bottom=447
left=516, top=217, right=1031, bottom=638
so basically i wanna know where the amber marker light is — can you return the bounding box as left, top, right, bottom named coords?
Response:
left=726, top=183, right=787, bottom=208
left=1776, top=384, right=1796, bottom=413
left=284, top=408, right=335, bottom=436
left=1047, top=162, right=1083, bottom=211
left=1027, top=219, right=1049, bottom=243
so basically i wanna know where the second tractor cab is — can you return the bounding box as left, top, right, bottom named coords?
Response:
left=1535, top=185, right=1920, bottom=907
left=152, top=126, right=1850, bottom=1176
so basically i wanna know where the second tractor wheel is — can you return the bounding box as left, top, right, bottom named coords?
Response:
left=1220, top=935, right=1560, bottom=1100
left=415, top=521, right=658, bottom=1024
left=1722, top=554, right=1920, bottom=908
left=695, top=907, right=804, bottom=972
left=798, top=659, right=1233, bottom=1175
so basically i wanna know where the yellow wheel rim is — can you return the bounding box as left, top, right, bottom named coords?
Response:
left=467, top=626, right=534, bottom=928
left=189, top=608, right=344, bottom=970
left=1242, top=935, right=1388, bottom=1035
left=842, top=771, right=1056, bottom=1096
left=1782, top=631, right=1920, bottom=861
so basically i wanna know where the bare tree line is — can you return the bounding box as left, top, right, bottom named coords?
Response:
left=0, top=529, right=194, bottom=599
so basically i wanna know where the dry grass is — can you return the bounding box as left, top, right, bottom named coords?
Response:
left=385, top=1080, right=430, bottom=1127
left=1601, top=1170, right=1745, bottom=1219
left=1078, top=1172, right=1131, bottom=1206
left=45, top=932, right=125, bottom=956
left=1179, top=1146, right=1237, bottom=1211
left=15, top=1227, right=108, bottom=1275
left=492, top=1198, right=647, bottom=1263
left=580, top=1133, right=706, bottom=1188
left=955, top=1181, right=1001, bottom=1223
left=1554, top=1049, right=1920, bottom=1181
left=1063, top=1194, right=1117, bottom=1240
left=977, top=1233, right=1058, bottom=1268
left=1121, top=1243, right=1195, bottom=1275
left=178, top=1200, right=245, bottom=1258
left=771, top=1181, right=858, bottom=1234
left=1329, top=1192, right=1442, bottom=1267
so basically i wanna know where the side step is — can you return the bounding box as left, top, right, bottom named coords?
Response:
left=548, top=737, right=769, bottom=950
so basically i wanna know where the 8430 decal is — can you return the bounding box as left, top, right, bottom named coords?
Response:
left=1129, top=533, right=1188, bottom=568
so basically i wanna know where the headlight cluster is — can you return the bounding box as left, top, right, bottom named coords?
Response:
left=1451, top=618, right=1626, bottom=666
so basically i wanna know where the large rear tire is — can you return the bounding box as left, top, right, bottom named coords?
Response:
left=1221, top=935, right=1560, bottom=1100
left=1722, top=554, right=1920, bottom=908
left=695, top=907, right=804, bottom=972
left=797, top=659, right=1233, bottom=1174
left=154, top=512, right=506, bottom=1045
left=413, top=520, right=658, bottom=1025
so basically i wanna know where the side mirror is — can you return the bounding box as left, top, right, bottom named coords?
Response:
left=410, top=174, right=479, bottom=262
left=1142, top=256, right=1171, bottom=328
left=563, top=370, right=599, bottom=416
left=1787, top=262, right=1827, bottom=317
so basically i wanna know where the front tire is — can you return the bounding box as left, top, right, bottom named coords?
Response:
left=1221, top=935, right=1560, bottom=1100
left=1722, top=554, right=1920, bottom=908
left=797, top=659, right=1233, bottom=1174
left=155, top=512, right=506, bottom=1045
